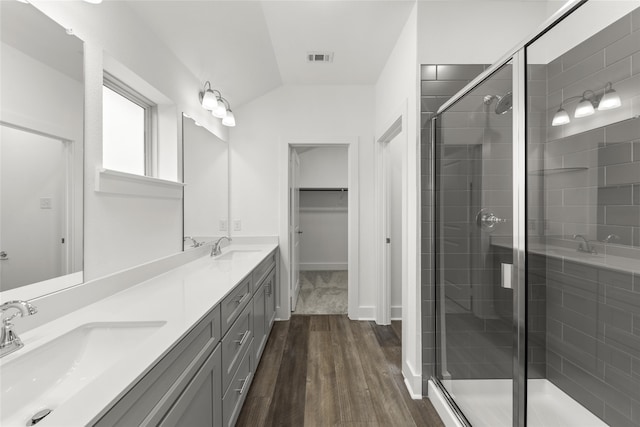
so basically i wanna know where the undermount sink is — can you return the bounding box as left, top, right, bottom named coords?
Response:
left=0, top=321, right=165, bottom=426
left=214, top=249, right=261, bottom=261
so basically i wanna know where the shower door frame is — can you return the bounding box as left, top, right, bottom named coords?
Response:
left=430, top=1, right=590, bottom=426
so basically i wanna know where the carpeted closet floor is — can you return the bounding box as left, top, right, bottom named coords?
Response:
left=293, top=270, right=347, bottom=315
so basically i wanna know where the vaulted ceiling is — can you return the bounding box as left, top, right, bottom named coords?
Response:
left=126, top=1, right=415, bottom=108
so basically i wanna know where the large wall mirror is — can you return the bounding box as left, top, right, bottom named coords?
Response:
left=182, top=115, right=229, bottom=249
left=0, top=2, right=84, bottom=293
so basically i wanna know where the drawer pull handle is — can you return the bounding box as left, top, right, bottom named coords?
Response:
left=235, top=373, right=251, bottom=395
left=235, top=330, right=250, bottom=346
left=266, top=282, right=272, bottom=296
left=235, top=292, right=249, bottom=305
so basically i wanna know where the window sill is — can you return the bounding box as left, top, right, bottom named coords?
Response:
left=95, top=167, right=184, bottom=199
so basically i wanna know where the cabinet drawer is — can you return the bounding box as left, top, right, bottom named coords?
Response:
left=252, top=251, right=276, bottom=293
left=222, top=344, right=252, bottom=427
left=221, top=275, right=252, bottom=334
left=158, top=344, right=222, bottom=427
left=221, top=302, right=253, bottom=393
left=94, top=305, right=221, bottom=427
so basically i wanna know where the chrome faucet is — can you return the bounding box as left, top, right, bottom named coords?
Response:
left=1, top=300, right=37, bottom=357
left=211, top=236, right=232, bottom=257
left=573, top=234, right=597, bottom=255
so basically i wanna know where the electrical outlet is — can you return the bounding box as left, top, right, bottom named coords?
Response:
left=219, top=220, right=228, bottom=231
left=233, top=220, right=241, bottom=231
left=40, top=197, right=52, bottom=209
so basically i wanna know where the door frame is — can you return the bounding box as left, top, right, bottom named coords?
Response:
left=375, top=116, right=403, bottom=325
left=278, top=137, right=359, bottom=320
left=289, top=148, right=301, bottom=311
left=375, top=102, right=407, bottom=325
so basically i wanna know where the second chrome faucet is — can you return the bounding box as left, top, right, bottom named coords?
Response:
left=210, top=236, right=232, bottom=257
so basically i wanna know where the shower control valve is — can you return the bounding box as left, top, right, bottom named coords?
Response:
left=476, top=209, right=507, bottom=231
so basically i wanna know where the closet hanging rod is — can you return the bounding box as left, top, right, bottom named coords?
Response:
left=299, top=188, right=348, bottom=192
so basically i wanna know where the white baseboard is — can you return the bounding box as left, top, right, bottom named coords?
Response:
left=355, top=305, right=376, bottom=320
left=391, top=305, right=402, bottom=320
left=402, top=361, right=423, bottom=399
left=300, top=262, right=347, bottom=271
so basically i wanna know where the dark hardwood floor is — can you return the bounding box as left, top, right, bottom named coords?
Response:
left=237, top=315, right=445, bottom=427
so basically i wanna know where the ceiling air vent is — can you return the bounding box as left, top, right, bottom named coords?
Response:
left=307, top=52, right=334, bottom=63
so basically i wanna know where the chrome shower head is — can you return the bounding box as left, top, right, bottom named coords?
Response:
left=483, top=92, right=513, bottom=115
left=495, top=91, right=512, bottom=114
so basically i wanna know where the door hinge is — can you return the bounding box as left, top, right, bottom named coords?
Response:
left=386, top=238, right=391, bottom=244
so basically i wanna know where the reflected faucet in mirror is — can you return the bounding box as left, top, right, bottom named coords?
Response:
left=211, top=236, right=232, bottom=257
left=1, top=300, right=37, bottom=357
left=573, top=234, right=597, bottom=255
left=183, top=236, right=204, bottom=248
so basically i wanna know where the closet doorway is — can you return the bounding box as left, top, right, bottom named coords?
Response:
left=292, top=146, right=349, bottom=315
left=279, top=138, right=359, bottom=320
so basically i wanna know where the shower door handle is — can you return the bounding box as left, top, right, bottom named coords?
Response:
left=0, top=251, right=8, bottom=260
left=501, top=263, right=513, bottom=289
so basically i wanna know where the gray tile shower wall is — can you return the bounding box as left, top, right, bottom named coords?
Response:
left=535, top=8, right=640, bottom=427
left=545, top=261, right=640, bottom=426
left=542, top=10, right=640, bottom=248
left=420, top=64, right=486, bottom=394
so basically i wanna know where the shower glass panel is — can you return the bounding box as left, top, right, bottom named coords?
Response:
left=526, top=3, right=640, bottom=426
left=434, top=62, right=514, bottom=427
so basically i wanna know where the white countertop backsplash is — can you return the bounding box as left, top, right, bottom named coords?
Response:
left=0, top=241, right=278, bottom=427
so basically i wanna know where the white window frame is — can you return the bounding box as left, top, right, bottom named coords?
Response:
left=103, top=72, right=156, bottom=176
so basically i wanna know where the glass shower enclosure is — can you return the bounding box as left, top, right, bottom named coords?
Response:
left=431, top=1, right=640, bottom=426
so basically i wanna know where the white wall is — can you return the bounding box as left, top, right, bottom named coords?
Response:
left=30, top=1, right=229, bottom=279
left=417, top=1, right=552, bottom=65
left=230, top=84, right=375, bottom=316
left=374, top=3, right=420, bottom=396
left=298, top=146, right=348, bottom=188
left=299, top=191, right=348, bottom=270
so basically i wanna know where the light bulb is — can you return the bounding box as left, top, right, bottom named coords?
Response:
left=201, top=89, right=217, bottom=110
left=574, top=97, right=595, bottom=118
left=83, top=0, right=103, bottom=3
left=222, top=110, right=236, bottom=127
left=212, top=99, right=227, bottom=118
left=598, top=84, right=621, bottom=110
left=552, top=107, right=570, bottom=126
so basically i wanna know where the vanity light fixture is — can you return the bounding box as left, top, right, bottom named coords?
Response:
left=597, top=82, right=621, bottom=110
left=198, top=83, right=236, bottom=127
left=574, top=90, right=596, bottom=118
left=199, top=81, right=219, bottom=111
left=551, top=106, right=570, bottom=126
left=551, top=82, right=622, bottom=126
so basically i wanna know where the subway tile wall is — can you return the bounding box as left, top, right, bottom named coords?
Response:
left=530, top=7, right=640, bottom=426
left=420, top=64, right=487, bottom=394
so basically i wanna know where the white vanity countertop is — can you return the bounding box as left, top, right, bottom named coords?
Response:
left=1, top=243, right=277, bottom=427
left=490, top=237, right=639, bottom=275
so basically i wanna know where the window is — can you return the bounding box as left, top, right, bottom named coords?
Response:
left=102, top=73, right=154, bottom=176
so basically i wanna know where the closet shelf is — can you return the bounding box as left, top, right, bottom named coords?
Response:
left=300, top=188, right=348, bottom=192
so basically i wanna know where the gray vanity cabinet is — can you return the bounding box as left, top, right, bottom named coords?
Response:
left=93, top=306, right=222, bottom=427
left=158, top=345, right=222, bottom=427
left=264, top=268, right=277, bottom=332
left=94, top=249, right=279, bottom=427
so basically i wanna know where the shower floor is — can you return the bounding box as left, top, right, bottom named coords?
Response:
left=432, top=379, right=607, bottom=427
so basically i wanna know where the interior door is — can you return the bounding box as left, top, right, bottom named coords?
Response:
left=0, top=125, right=66, bottom=291
left=290, top=148, right=301, bottom=311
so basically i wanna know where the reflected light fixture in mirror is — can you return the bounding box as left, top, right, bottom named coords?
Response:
left=552, top=81, right=622, bottom=126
